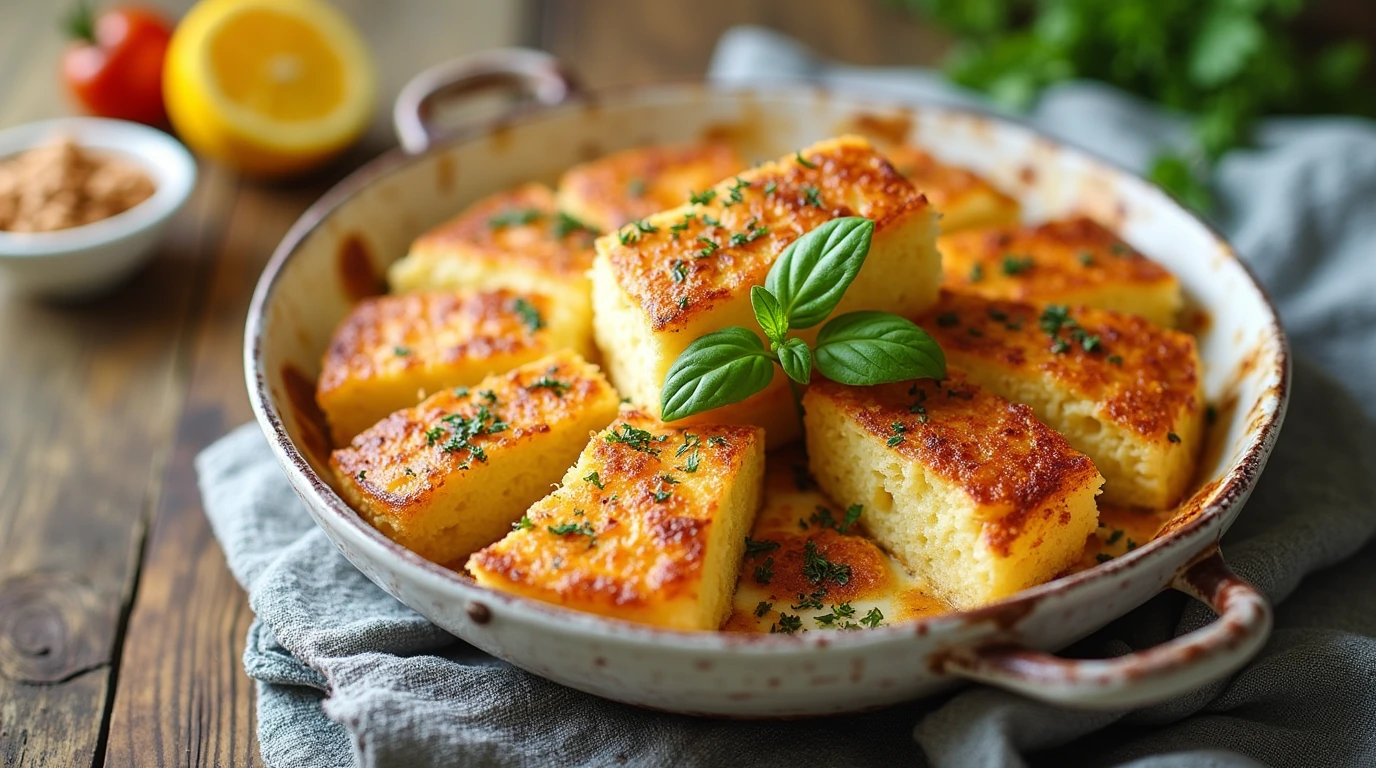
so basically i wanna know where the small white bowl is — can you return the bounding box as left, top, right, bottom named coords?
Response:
left=0, top=117, right=197, bottom=299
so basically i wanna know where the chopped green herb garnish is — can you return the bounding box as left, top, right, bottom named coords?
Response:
left=453, top=386, right=470, bottom=397
left=547, top=520, right=595, bottom=537
left=356, top=470, right=366, bottom=481
left=764, top=181, right=777, bottom=195
left=605, top=422, right=666, bottom=455
left=771, top=613, right=803, bottom=634
left=755, top=601, right=774, bottom=618
left=1107, top=354, right=1124, bottom=365
left=584, top=471, right=605, bottom=490
left=754, top=556, right=775, bottom=585
left=512, top=298, right=544, bottom=332
left=795, top=151, right=817, bottom=169
left=678, top=450, right=701, bottom=473
left=792, top=593, right=825, bottom=611
left=1080, top=334, right=1102, bottom=352
left=745, top=537, right=781, bottom=558
left=670, top=259, right=688, bottom=283
left=840, top=504, right=863, bottom=534
left=1096, top=553, right=1114, bottom=563
left=815, top=602, right=856, bottom=627
left=652, top=488, right=673, bottom=503
left=1039, top=305, right=1072, bottom=336
left=695, top=237, right=719, bottom=258
left=1002, top=254, right=1035, bottom=275
left=860, top=607, right=884, bottom=629
left=488, top=207, right=542, bottom=228
left=1050, top=338, right=1070, bottom=354
left=689, top=188, right=717, bottom=205
left=627, top=177, right=646, bottom=197
left=1106, top=528, right=1124, bottom=545
left=969, top=263, right=984, bottom=283
left=1078, top=251, right=1095, bottom=266
left=707, top=435, right=729, bottom=446
left=512, top=515, right=534, bottom=531
left=393, top=346, right=411, bottom=356
left=886, top=422, right=907, bottom=447
left=617, top=228, right=639, bottom=246
left=803, top=186, right=823, bottom=208
left=554, top=211, right=597, bottom=239
left=968, top=327, right=983, bottom=337
left=1110, top=243, right=1130, bottom=256
left=634, top=219, right=658, bottom=234
left=802, top=540, right=851, bottom=587
left=936, top=312, right=960, bottom=327
left=526, top=376, right=571, bottom=397
left=1168, top=431, right=1182, bottom=443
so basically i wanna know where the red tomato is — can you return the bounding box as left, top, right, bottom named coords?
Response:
left=62, top=4, right=173, bottom=126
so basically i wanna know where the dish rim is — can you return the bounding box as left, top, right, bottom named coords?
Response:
left=244, top=80, right=1291, bottom=651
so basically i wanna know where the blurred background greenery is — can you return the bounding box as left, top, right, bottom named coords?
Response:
left=890, top=0, right=1376, bottom=209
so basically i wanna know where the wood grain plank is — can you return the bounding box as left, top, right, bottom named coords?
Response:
left=0, top=161, right=235, bottom=768
left=97, top=5, right=538, bottom=766
left=537, top=0, right=949, bottom=88
left=100, top=182, right=306, bottom=768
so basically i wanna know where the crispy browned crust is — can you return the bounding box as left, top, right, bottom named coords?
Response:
left=600, top=135, right=929, bottom=332
left=918, top=291, right=1201, bottom=439
left=468, top=411, right=762, bottom=611
left=940, top=216, right=1177, bottom=298
left=316, top=289, right=551, bottom=396
left=329, top=351, right=615, bottom=523
left=557, top=143, right=745, bottom=230
left=409, top=182, right=596, bottom=277
left=884, top=144, right=1018, bottom=216
left=805, top=371, right=1099, bottom=555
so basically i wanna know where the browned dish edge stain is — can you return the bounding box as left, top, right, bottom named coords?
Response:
left=338, top=232, right=384, bottom=302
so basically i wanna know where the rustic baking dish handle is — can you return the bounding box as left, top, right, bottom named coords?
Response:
left=939, top=548, right=1271, bottom=709
left=393, top=48, right=579, bottom=154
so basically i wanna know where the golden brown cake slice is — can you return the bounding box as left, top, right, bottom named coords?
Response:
left=919, top=291, right=1204, bottom=508
left=884, top=144, right=1021, bottom=233
left=387, top=182, right=599, bottom=325
left=556, top=142, right=745, bottom=232
left=330, top=351, right=620, bottom=566
left=940, top=217, right=1183, bottom=327
left=317, top=288, right=595, bottom=445
left=468, top=410, right=765, bottom=631
left=803, top=371, right=1103, bottom=609
left=591, top=135, right=941, bottom=444
left=723, top=448, right=950, bottom=634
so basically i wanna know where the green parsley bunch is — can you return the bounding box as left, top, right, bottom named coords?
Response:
left=892, top=0, right=1374, bottom=210
left=660, top=217, right=946, bottom=421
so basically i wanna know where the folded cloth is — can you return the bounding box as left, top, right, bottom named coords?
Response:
left=200, top=25, right=1376, bottom=768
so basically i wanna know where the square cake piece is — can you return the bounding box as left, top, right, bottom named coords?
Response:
left=317, top=289, right=595, bottom=445
left=330, top=351, right=621, bottom=566
left=804, top=371, right=1103, bottom=609
left=468, top=410, right=765, bottom=630
left=722, top=448, right=950, bottom=634
left=918, top=291, right=1204, bottom=508
left=884, top=145, right=1021, bottom=233
left=591, top=135, right=942, bottom=444
left=387, top=182, right=599, bottom=325
left=556, top=142, right=745, bottom=232
left=940, top=217, right=1183, bottom=327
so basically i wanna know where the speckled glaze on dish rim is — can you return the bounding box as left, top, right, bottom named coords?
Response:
left=245, top=51, right=1289, bottom=716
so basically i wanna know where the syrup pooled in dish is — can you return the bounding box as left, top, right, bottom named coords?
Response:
left=312, top=136, right=1210, bottom=633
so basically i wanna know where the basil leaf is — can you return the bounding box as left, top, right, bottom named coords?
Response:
left=765, top=217, right=874, bottom=330
left=750, top=286, right=788, bottom=344
left=776, top=337, right=812, bottom=385
left=814, top=311, right=946, bottom=386
left=661, top=327, right=776, bottom=421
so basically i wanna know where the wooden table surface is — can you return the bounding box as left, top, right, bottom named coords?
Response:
left=0, top=2, right=942, bottom=765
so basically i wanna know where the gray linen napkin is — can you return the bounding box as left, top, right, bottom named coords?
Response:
left=200, top=26, right=1376, bottom=768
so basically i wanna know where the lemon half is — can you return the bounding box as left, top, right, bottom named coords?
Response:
left=165, top=0, right=377, bottom=177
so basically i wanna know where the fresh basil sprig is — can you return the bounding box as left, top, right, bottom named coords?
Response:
left=659, top=216, right=946, bottom=422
